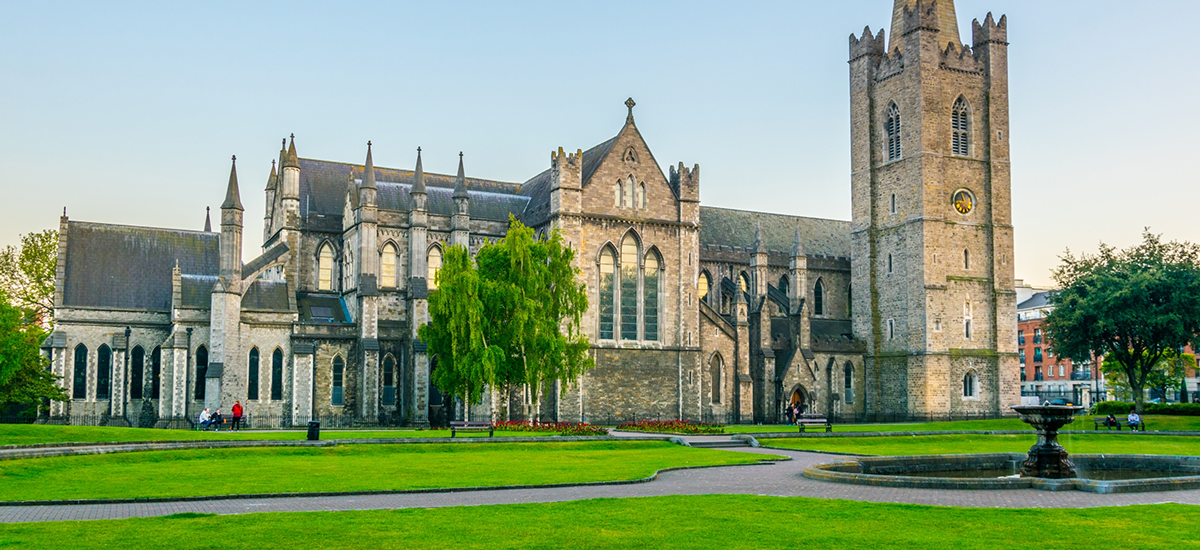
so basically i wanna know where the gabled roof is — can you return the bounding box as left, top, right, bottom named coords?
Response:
left=699, top=207, right=851, bottom=257
left=519, top=136, right=619, bottom=226
left=242, top=279, right=290, bottom=312
left=63, top=221, right=220, bottom=311
left=1018, top=291, right=1055, bottom=311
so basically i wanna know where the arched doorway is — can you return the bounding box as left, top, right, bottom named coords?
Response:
left=789, top=386, right=808, bottom=415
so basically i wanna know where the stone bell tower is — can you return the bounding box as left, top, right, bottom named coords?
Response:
left=849, top=0, right=1018, bottom=416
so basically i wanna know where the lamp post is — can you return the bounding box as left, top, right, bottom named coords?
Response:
left=1179, top=346, right=1188, bottom=404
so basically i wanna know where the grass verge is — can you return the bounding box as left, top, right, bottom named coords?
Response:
left=1, top=495, right=1198, bottom=549
left=0, top=441, right=772, bottom=502
left=760, top=433, right=1200, bottom=456
left=0, top=424, right=589, bottom=446
left=726, top=415, right=1200, bottom=433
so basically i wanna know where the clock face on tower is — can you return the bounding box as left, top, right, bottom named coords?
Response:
left=952, top=189, right=974, bottom=215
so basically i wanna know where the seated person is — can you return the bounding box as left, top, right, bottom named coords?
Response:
left=1105, top=414, right=1117, bottom=428
left=210, top=409, right=225, bottom=431
left=1127, top=411, right=1141, bottom=431
left=198, top=408, right=213, bottom=431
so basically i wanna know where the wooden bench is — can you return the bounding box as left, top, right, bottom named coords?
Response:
left=450, top=421, right=494, bottom=438
left=796, top=415, right=832, bottom=433
left=1092, top=417, right=1147, bottom=431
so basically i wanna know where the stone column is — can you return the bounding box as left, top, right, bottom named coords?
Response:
left=48, top=339, right=67, bottom=422
left=108, top=343, right=130, bottom=427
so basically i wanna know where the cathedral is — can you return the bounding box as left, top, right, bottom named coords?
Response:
left=42, top=0, right=1019, bottom=428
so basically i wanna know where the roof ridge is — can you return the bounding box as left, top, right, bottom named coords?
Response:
left=69, top=220, right=222, bottom=236
left=699, top=205, right=850, bottom=224
left=298, top=157, right=522, bottom=188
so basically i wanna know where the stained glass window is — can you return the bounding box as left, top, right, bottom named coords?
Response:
left=620, top=235, right=639, bottom=340
left=644, top=251, right=659, bottom=341
left=599, top=248, right=615, bottom=340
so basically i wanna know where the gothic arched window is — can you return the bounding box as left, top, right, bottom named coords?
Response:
left=614, top=181, right=623, bottom=207
left=318, top=243, right=334, bottom=291
left=271, top=348, right=283, bottom=401
left=698, top=271, right=711, bottom=302
left=383, top=355, right=396, bottom=406
left=248, top=347, right=260, bottom=400
left=96, top=344, right=112, bottom=400
left=952, top=96, right=970, bottom=156
left=598, top=247, right=616, bottom=340
left=381, top=243, right=397, bottom=287
left=738, top=272, right=750, bottom=293
left=620, top=234, right=639, bottom=341
left=427, top=245, right=442, bottom=289
left=710, top=354, right=723, bottom=404
left=332, top=356, right=344, bottom=405
left=625, top=177, right=635, bottom=209
left=638, top=183, right=646, bottom=210
left=644, top=250, right=660, bottom=341
left=195, top=345, right=208, bottom=400
left=886, top=102, right=902, bottom=161
left=844, top=363, right=854, bottom=404
left=131, top=345, right=144, bottom=400
left=73, top=344, right=87, bottom=399
left=814, top=278, right=825, bottom=316
left=778, top=275, right=789, bottom=298
left=963, top=371, right=978, bottom=397
left=151, top=346, right=161, bottom=399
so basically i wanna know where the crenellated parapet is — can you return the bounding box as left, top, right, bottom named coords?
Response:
left=672, top=162, right=700, bottom=202
left=972, top=12, right=1007, bottom=47
left=550, top=147, right=581, bottom=190
left=940, top=42, right=982, bottom=73
left=849, top=26, right=886, bottom=62
left=899, top=0, right=943, bottom=37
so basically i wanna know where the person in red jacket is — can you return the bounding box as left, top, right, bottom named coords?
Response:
left=231, top=401, right=244, bottom=431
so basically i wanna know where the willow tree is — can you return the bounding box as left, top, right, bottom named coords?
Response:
left=1046, top=231, right=1200, bottom=413
left=421, top=217, right=592, bottom=417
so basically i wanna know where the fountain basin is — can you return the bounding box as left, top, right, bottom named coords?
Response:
left=804, top=453, right=1200, bottom=493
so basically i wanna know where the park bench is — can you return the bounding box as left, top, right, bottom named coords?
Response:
left=796, top=414, right=832, bottom=433
left=450, top=421, right=494, bottom=438
left=1092, top=417, right=1147, bottom=431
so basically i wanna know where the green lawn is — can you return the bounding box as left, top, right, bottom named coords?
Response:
left=0, top=424, right=595, bottom=446
left=0, top=441, right=772, bottom=502
left=760, top=433, right=1200, bottom=456
left=1, top=495, right=1196, bottom=549
left=726, top=415, right=1200, bottom=433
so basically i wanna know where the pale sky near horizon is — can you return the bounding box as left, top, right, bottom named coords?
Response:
left=2, top=1, right=1197, bottom=287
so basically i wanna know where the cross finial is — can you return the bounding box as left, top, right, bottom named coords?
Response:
left=459, top=151, right=463, bottom=159
left=367, top=140, right=371, bottom=147
left=231, top=155, right=236, bottom=163
left=625, top=97, right=636, bottom=123
left=417, top=146, right=422, bottom=153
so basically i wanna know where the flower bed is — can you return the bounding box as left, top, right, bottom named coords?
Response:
left=492, top=421, right=608, bottom=437
left=615, top=420, right=725, bottom=435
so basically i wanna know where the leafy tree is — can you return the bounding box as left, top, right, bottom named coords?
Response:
left=0, top=291, right=67, bottom=408
left=421, top=217, right=592, bottom=418
left=0, top=230, right=58, bottom=328
left=1101, top=351, right=1192, bottom=402
left=1046, top=230, right=1200, bottom=413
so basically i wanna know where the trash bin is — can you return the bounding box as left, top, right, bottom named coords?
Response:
left=307, top=421, right=320, bottom=441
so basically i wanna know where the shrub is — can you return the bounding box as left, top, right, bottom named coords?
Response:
left=1091, top=401, right=1200, bottom=416
left=615, top=420, right=725, bottom=435
left=491, top=420, right=607, bottom=437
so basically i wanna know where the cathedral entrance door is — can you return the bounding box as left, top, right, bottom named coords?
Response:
left=790, top=389, right=806, bottom=414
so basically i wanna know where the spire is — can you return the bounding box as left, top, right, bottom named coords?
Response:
left=625, top=97, right=636, bottom=125
left=265, top=160, right=277, bottom=191
left=221, top=155, right=243, bottom=211
left=791, top=224, right=805, bottom=257
left=453, top=151, right=468, bottom=199
left=362, top=141, right=376, bottom=189
left=890, top=0, right=960, bottom=53
left=753, top=222, right=765, bottom=253
left=412, top=147, right=426, bottom=194
left=204, top=207, right=211, bottom=232
left=283, top=134, right=299, bottom=169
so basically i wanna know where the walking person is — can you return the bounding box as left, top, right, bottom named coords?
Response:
left=231, top=400, right=244, bottom=431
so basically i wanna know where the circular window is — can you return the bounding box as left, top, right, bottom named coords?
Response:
left=952, top=189, right=974, bottom=215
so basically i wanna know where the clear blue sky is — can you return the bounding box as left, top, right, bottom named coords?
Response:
left=1, top=1, right=1197, bottom=287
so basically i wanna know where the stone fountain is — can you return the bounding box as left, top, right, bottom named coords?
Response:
left=1011, top=405, right=1085, bottom=479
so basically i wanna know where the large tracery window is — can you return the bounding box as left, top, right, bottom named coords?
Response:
left=952, top=96, right=970, bottom=156
left=886, top=102, right=902, bottom=161
left=381, top=243, right=397, bottom=287
left=427, top=245, right=442, bottom=289
left=643, top=250, right=660, bottom=342
left=318, top=244, right=334, bottom=291
left=620, top=235, right=639, bottom=341
left=598, top=247, right=615, bottom=340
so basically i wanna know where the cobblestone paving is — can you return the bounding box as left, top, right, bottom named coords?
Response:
left=4, top=440, right=1200, bottom=523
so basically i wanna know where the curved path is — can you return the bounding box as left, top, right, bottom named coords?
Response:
left=5, top=435, right=1200, bottom=523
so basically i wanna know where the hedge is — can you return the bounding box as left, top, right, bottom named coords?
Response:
left=1091, top=401, right=1200, bottom=416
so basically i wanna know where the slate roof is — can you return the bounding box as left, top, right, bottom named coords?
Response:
left=1018, top=291, right=1054, bottom=311
left=242, top=279, right=290, bottom=312
left=298, top=158, right=526, bottom=221
left=519, top=136, right=619, bottom=226
left=63, top=221, right=220, bottom=311
left=699, top=207, right=852, bottom=258
left=180, top=275, right=217, bottom=308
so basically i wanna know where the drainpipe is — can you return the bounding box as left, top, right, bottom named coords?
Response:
left=186, top=327, right=193, bottom=413
left=123, top=326, right=131, bottom=423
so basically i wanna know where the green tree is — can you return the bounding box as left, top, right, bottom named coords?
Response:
left=0, top=291, right=67, bottom=409
left=1045, top=230, right=1200, bottom=414
left=0, top=230, right=58, bottom=328
left=421, top=217, right=592, bottom=418
left=1101, top=351, right=1192, bottom=402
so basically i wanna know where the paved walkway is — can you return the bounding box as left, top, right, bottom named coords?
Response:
left=6, top=438, right=1200, bottom=523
